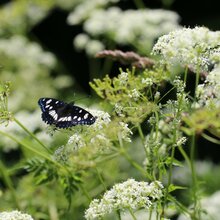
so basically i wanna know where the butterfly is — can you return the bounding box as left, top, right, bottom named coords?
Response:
left=38, top=98, right=96, bottom=128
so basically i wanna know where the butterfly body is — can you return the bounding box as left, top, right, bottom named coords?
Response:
left=38, top=98, right=96, bottom=128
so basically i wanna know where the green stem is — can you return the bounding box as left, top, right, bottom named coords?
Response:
left=79, top=185, right=92, bottom=202
left=0, top=160, right=21, bottom=209
left=148, top=209, right=153, bottom=220
left=118, top=133, right=150, bottom=178
left=95, top=167, right=107, bottom=191
left=201, top=133, right=220, bottom=145
left=177, top=145, right=191, bottom=169
left=128, top=208, right=137, bottom=220
left=167, top=143, right=176, bottom=187
left=137, top=124, right=148, bottom=156
left=0, top=130, right=62, bottom=169
left=121, top=149, right=150, bottom=177
left=14, top=117, right=52, bottom=154
left=96, top=152, right=120, bottom=163
left=194, top=69, right=200, bottom=100
left=190, top=132, right=200, bottom=219
left=116, top=210, right=122, bottom=220
left=168, top=195, right=191, bottom=215
left=137, top=124, right=145, bottom=141
left=158, top=86, right=176, bottom=104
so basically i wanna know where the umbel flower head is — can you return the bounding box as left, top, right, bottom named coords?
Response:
left=152, top=27, right=220, bottom=73
left=196, top=64, right=220, bottom=108
left=0, top=210, right=34, bottom=220
left=85, top=179, right=164, bottom=220
left=69, top=4, right=180, bottom=55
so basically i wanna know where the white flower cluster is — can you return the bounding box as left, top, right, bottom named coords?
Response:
left=68, top=133, right=85, bottom=150
left=128, top=89, right=140, bottom=101
left=114, top=103, right=124, bottom=117
left=89, top=109, right=111, bottom=130
left=142, top=78, right=154, bottom=86
left=118, top=71, right=129, bottom=85
left=67, top=0, right=119, bottom=25
left=178, top=190, right=220, bottom=220
left=74, top=33, right=105, bottom=55
left=53, top=145, right=68, bottom=163
left=0, top=36, right=56, bottom=68
left=65, top=108, right=133, bottom=153
left=118, top=122, right=133, bottom=142
left=152, top=27, right=220, bottom=72
left=90, top=133, right=112, bottom=150
left=85, top=179, right=164, bottom=219
left=196, top=65, right=220, bottom=108
left=0, top=36, right=60, bottom=112
left=83, top=8, right=179, bottom=45
left=0, top=210, right=34, bottom=220
left=70, top=6, right=180, bottom=55
left=63, top=109, right=112, bottom=152
left=0, top=1, right=53, bottom=36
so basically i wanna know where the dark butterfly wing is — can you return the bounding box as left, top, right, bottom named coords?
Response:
left=38, top=98, right=96, bottom=128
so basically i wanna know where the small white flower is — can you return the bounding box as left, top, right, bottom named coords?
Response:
left=85, top=39, right=105, bottom=56
left=176, top=137, right=187, bottom=146
left=0, top=210, right=34, bottom=220
left=91, top=134, right=112, bottom=150
left=68, top=134, right=85, bottom=150
left=73, top=34, right=90, bottom=50
left=118, top=71, right=129, bottom=85
left=67, top=0, right=120, bottom=25
left=128, top=89, right=140, bottom=101
left=195, top=64, right=220, bottom=108
left=154, top=91, right=161, bottom=100
left=85, top=179, right=164, bottom=220
left=53, top=145, right=68, bottom=163
left=118, top=122, right=133, bottom=142
left=114, top=103, right=125, bottom=117
left=142, top=78, right=153, bottom=86
left=89, top=109, right=111, bottom=130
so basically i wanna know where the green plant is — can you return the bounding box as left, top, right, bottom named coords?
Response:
left=1, top=9, right=220, bottom=220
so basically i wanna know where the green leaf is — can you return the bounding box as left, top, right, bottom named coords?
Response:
left=168, top=184, right=187, bottom=193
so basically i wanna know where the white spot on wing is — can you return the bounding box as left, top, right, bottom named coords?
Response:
left=54, top=114, right=58, bottom=120
left=46, top=99, right=52, bottom=104
left=49, top=110, right=56, bottom=116
left=77, top=117, right=81, bottom=121
left=84, top=113, right=89, bottom=119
